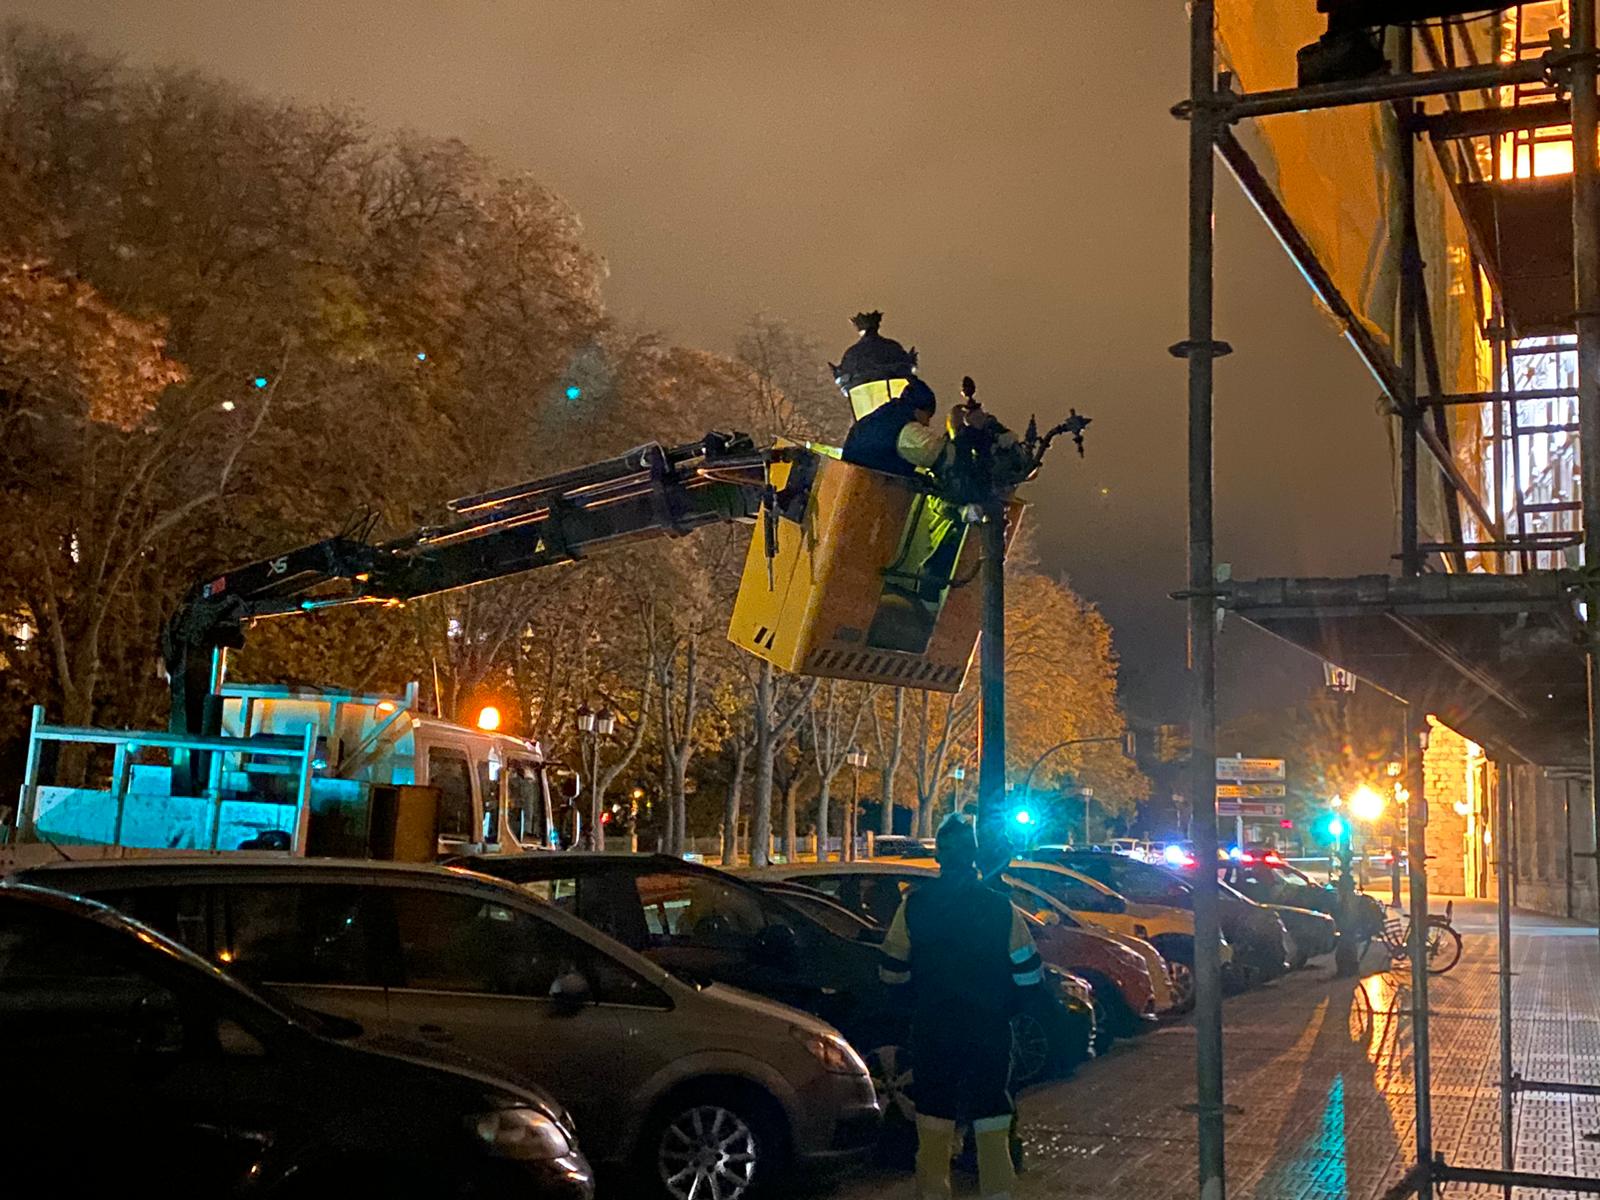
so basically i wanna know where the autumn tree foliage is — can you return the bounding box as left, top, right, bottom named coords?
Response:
left=0, top=23, right=1145, bottom=850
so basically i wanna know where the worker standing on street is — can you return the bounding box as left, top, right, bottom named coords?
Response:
left=878, top=813, right=1043, bottom=1200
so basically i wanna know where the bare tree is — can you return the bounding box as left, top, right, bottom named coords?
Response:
left=871, top=686, right=907, bottom=835
left=808, top=681, right=873, bottom=860
left=909, top=688, right=980, bottom=837
left=748, top=659, right=818, bottom=867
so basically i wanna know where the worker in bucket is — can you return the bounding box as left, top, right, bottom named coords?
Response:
left=878, top=812, right=1043, bottom=1199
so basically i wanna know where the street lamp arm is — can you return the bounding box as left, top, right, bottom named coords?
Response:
left=1019, top=735, right=1123, bottom=799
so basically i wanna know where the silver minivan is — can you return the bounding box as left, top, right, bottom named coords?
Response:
left=24, top=857, right=879, bottom=1200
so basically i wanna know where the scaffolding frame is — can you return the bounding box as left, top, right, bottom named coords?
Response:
left=1181, top=4, right=1600, bottom=1196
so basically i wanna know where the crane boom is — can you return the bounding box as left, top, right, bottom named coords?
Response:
left=163, top=430, right=799, bottom=738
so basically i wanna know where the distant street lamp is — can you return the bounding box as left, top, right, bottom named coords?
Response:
left=575, top=704, right=615, bottom=849
left=845, top=747, right=869, bottom=862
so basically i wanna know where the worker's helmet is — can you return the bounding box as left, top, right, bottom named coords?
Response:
left=935, top=811, right=978, bottom=869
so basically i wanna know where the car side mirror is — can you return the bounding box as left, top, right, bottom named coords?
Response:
left=754, top=923, right=800, bottom=965
left=548, top=970, right=592, bottom=1014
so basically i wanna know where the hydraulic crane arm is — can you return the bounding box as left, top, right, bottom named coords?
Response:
left=163, top=430, right=798, bottom=735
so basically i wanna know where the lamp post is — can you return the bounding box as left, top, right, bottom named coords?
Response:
left=845, top=747, right=869, bottom=862
left=1016, top=735, right=1126, bottom=846
left=575, top=703, right=614, bottom=850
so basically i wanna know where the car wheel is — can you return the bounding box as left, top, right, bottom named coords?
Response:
left=864, top=1044, right=916, bottom=1126
left=1165, top=959, right=1195, bottom=1011
left=1009, top=1010, right=1055, bottom=1085
left=1288, top=935, right=1308, bottom=971
left=643, top=1086, right=781, bottom=1200
left=1089, top=994, right=1116, bottom=1055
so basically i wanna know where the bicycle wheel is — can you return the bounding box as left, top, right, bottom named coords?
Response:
left=1424, top=923, right=1463, bottom=975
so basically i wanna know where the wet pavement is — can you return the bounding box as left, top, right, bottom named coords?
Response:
left=820, top=899, right=1600, bottom=1199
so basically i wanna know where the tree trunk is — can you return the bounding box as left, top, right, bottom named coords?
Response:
left=751, top=662, right=776, bottom=867
left=721, top=743, right=747, bottom=866
left=671, top=756, right=689, bottom=856
left=783, top=775, right=798, bottom=862
left=816, top=777, right=833, bottom=862
left=916, top=791, right=936, bottom=839
left=879, top=688, right=905, bottom=835
left=659, top=679, right=676, bottom=852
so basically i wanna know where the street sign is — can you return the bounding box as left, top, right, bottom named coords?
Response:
left=1216, top=799, right=1287, bottom=818
left=1215, top=756, right=1286, bottom=782
left=1216, top=782, right=1287, bottom=799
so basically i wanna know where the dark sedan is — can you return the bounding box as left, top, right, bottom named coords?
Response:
left=0, top=882, right=593, bottom=1200
left=1222, top=852, right=1387, bottom=953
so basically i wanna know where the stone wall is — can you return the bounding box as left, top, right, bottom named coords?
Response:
left=1505, top=763, right=1597, bottom=922
left=1424, top=717, right=1469, bottom=896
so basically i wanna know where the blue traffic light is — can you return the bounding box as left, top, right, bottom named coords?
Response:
left=252, top=376, right=268, bottom=389
left=565, top=385, right=582, bottom=401
left=1327, top=815, right=1346, bottom=839
left=1012, top=808, right=1034, bottom=826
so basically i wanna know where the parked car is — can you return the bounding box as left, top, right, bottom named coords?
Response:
left=1179, top=856, right=1338, bottom=968
left=1035, top=848, right=1293, bottom=986
left=753, top=862, right=1166, bottom=1044
left=0, top=881, right=594, bottom=1199
left=1000, top=860, right=1203, bottom=977
left=456, top=852, right=1093, bottom=1114
left=868, top=836, right=936, bottom=859
left=1221, top=852, right=1386, bottom=952
left=22, top=857, right=878, bottom=1200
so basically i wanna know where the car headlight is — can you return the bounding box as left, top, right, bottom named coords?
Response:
left=469, top=1107, right=573, bottom=1161
left=1047, top=965, right=1093, bottom=1006
left=792, top=1027, right=869, bottom=1076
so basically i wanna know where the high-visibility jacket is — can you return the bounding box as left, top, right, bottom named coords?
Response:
left=878, top=869, right=1043, bottom=1021
left=841, top=398, right=922, bottom=477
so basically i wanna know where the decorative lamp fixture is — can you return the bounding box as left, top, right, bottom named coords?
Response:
left=575, top=703, right=596, bottom=734
left=847, top=747, right=869, bottom=770
left=829, top=311, right=920, bottom=420
left=595, top=707, right=616, bottom=737
left=476, top=705, right=502, bottom=732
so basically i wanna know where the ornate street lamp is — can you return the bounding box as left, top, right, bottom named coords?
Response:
left=845, top=747, right=870, bottom=862
left=574, top=703, right=614, bottom=849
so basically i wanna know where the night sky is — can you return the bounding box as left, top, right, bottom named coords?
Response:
left=9, top=1, right=1400, bottom=724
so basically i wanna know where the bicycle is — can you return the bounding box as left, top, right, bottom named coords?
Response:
left=1380, top=899, right=1463, bottom=975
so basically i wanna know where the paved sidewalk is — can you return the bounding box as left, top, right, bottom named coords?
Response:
left=820, top=900, right=1600, bottom=1199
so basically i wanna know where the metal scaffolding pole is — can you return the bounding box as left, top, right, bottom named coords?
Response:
left=1184, top=2, right=1227, bottom=1196
left=1573, top=0, right=1600, bottom=965
left=1398, top=31, right=1422, bottom=577
left=1497, top=767, right=1515, bottom=1197
left=1407, top=708, right=1435, bottom=1185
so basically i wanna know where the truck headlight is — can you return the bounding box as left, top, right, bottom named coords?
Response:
left=792, top=1027, right=868, bottom=1076
left=469, top=1107, right=573, bottom=1161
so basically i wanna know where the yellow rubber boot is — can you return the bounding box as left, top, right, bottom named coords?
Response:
left=914, top=1114, right=955, bottom=1200
left=973, top=1115, right=1017, bottom=1200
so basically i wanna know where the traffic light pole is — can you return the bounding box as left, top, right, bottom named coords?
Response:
left=976, top=499, right=1008, bottom=856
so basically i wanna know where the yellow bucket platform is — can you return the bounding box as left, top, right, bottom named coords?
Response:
left=729, top=450, right=1022, bottom=693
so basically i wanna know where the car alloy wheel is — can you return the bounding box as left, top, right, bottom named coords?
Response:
left=1167, top=960, right=1195, bottom=1008
left=1009, top=1011, right=1053, bottom=1084
left=657, top=1104, right=759, bottom=1200
left=864, top=1044, right=916, bottom=1124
